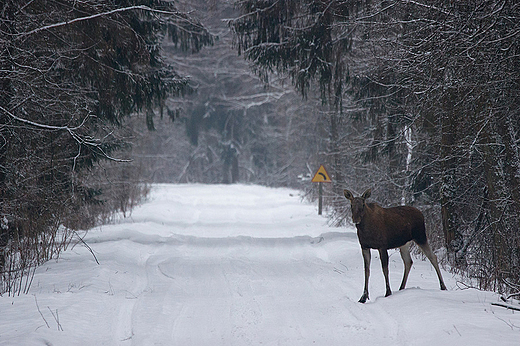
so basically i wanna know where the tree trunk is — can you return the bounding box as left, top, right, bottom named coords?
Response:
left=329, top=109, right=343, bottom=201
left=439, top=90, right=462, bottom=255
left=480, top=112, right=520, bottom=291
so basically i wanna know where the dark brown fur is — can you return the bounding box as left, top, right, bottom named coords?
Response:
left=357, top=203, right=427, bottom=249
left=344, top=189, right=447, bottom=303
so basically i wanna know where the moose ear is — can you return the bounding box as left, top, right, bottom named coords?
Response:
left=361, top=189, right=371, bottom=200
left=344, top=190, right=354, bottom=201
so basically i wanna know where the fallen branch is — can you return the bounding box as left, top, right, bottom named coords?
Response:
left=501, top=292, right=520, bottom=302
left=73, top=231, right=100, bottom=265
left=48, top=307, right=64, bottom=331
left=34, top=296, right=50, bottom=329
left=491, top=302, right=520, bottom=312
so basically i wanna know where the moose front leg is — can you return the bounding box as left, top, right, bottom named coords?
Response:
left=359, top=248, right=371, bottom=303
left=379, top=248, right=392, bottom=297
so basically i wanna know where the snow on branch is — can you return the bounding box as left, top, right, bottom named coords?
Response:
left=0, top=105, right=130, bottom=163
left=404, top=0, right=452, bottom=16
left=13, top=5, right=203, bottom=38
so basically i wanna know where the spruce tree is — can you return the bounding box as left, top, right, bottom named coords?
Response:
left=0, top=0, right=211, bottom=293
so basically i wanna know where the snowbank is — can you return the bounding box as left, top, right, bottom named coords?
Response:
left=1, top=184, right=518, bottom=345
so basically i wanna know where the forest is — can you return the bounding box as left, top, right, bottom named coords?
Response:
left=229, top=0, right=520, bottom=295
left=1, top=0, right=519, bottom=297
left=0, top=0, right=213, bottom=294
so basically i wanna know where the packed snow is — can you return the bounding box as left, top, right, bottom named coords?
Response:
left=1, top=184, right=519, bottom=345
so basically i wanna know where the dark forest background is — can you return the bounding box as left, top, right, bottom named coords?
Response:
left=230, top=0, right=520, bottom=295
left=1, top=0, right=519, bottom=297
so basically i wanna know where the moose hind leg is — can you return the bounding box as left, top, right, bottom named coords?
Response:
left=378, top=248, right=392, bottom=297
left=418, top=242, right=447, bottom=291
left=359, top=248, right=371, bottom=303
left=399, top=242, right=413, bottom=290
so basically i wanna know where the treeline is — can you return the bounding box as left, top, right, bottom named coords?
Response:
left=131, top=0, right=322, bottom=188
left=0, top=0, right=211, bottom=295
left=231, top=0, right=520, bottom=294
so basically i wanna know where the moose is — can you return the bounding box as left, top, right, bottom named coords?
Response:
left=344, top=189, right=447, bottom=303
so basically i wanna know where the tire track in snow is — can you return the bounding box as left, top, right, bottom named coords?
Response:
left=113, top=251, right=152, bottom=346
left=92, top=185, right=450, bottom=345
left=223, top=258, right=264, bottom=346
left=104, top=233, right=405, bottom=345
left=345, top=298, right=406, bottom=344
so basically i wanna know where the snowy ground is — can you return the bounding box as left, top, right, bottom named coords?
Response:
left=1, top=184, right=519, bottom=346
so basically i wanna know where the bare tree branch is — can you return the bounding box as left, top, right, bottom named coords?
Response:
left=11, top=5, right=207, bottom=39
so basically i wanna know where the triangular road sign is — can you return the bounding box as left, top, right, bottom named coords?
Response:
left=311, top=165, right=332, bottom=183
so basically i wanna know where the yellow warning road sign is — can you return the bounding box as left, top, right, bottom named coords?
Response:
left=311, top=165, right=332, bottom=183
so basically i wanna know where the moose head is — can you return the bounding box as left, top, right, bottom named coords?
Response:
left=343, top=189, right=371, bottom=224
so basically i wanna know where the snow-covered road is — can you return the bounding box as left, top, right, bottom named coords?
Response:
left=1, top=184, right=519, bottom=345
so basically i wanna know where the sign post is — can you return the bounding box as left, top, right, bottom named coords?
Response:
left=311, top=165, right=332, bottom=215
